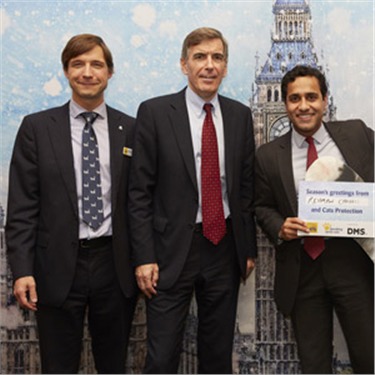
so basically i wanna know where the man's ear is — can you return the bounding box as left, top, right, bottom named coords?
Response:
left=180, top=58, right=188, bottom=76
left=223, top=63, right=228, bottom=78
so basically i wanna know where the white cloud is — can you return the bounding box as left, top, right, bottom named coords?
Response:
left=130, top=34, right=147, bottom=48
left=132, top=4, right=156, bottom=30
left=1, top=9, right=11, bottom=35
left=61, top=33, right=74, bottom=46
left=43, top=76, right=63, bottom=97
left=159, top=21, right=178, bottom=39
left=327, top=8, right=351, bottom=34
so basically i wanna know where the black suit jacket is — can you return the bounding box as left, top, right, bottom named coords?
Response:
left=128, top=89, right=257, bottom=288
left=6, top=102, right=137, bottom=306
left=255, top=119, right=374, bottom=315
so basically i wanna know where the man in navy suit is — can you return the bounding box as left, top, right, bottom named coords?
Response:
left=6, top=34, right=137, bottom=373
left=255, top=65, right=374, bottom=373
left=128, top=27, right=257, bottom=374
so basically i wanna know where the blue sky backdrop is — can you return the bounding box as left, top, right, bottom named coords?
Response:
left=1, top=0, right=373, bottom=204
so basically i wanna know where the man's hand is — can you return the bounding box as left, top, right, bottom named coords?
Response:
left=13, top=276, right=38, bottom=311
left=245, top=258, right=255, bottom=279
left=278, top=217, right=309, bottom=241
left=135, top=263, right=159, bottom=299
left=242, top=257, right=255, bottom=284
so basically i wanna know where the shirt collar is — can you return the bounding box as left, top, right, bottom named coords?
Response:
left=292, top=122, right=327, bottom=148
left=185, top=86, right=219, bottom=118
left=69, top=99, right=106, bottom=120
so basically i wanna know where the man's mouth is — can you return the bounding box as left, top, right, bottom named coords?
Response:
left=200, top=75, right=216, bottom=81
left=78, top=81, right=98, bottom=86
left=297, top=113, right=314, bottom=121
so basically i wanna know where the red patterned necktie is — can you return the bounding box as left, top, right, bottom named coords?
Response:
left=304, top=136, right=325, bottom=259
left=201, top=103, right=226, bottom=245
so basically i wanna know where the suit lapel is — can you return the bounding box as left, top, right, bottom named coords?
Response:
left=107, top=107, right=127, bottom=210
left=47, top=103, right=78, bottom=215
left=325, top=122, right=360, bottom=173
left=277, top=133, right=298, bottom=215
left=169, top=90, right=198, bottom=191
left=220, top=97, right=235, bottom=195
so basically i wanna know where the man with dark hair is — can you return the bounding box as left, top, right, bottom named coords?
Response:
left=280, top=64, right=328, bottom=102
left=255, top=64, right=374, bottom=373
left=6, top=33, right=137, bottom=373
left=128, top=27, right=257, bottom=374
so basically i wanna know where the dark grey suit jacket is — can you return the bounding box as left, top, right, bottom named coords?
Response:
left=6, top=102, right=137, bottom=306
left=128, top=89, right=257, bottom=289
left=255, top=119, right=374, bottom=315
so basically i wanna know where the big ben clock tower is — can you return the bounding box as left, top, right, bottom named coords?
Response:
left=251, top=0, right=336, bottom=147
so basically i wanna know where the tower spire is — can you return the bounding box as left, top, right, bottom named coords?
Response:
left=251, top=0, right=335, bottom=145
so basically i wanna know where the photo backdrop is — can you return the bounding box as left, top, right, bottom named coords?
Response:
left=1, top=0, right=373, bottom=373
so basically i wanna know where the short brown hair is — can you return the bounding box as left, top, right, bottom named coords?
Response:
left=181, top=27, right=228, bottom=61
left=61, top=34, right=114, bottom=74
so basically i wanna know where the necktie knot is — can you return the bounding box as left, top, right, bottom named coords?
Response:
left=81, top=112, right=98, bottom=126
left=305, top=136, right=314, bottom=147
left=203, top=103, right=213, bottom=114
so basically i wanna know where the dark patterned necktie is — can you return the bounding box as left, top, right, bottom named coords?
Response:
left=304, top=136, right=325, bottom=259
left=81, top=112, right=104, bottom=230
left=201, top=103, right=226, bottom=245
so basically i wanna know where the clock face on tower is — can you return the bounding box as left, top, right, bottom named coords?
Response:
left=269, top=115, right=291, bottom=141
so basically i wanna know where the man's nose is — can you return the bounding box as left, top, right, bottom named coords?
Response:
left=299, top=98, right=309, bottom=110
left=205, top=56, right=214, bottom=69
left=83, top=64, right=93, bottom=77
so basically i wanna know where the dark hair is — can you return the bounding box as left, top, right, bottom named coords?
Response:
left=181, top=27, right=228, bottom=61
left=61, top=34, right=114, bottom=74
left=281, top=65, right=328, bottom=102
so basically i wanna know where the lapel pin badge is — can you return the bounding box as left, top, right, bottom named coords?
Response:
left=123, top=147, right=133, bottom=157
left=118, top=125, right=123, bottom=131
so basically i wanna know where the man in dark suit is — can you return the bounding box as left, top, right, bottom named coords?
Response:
left=255, top=65, right=374, bottom=373
left=6, top=34, right=137, bottom=374
left=128, top=27, right=257, bottom=374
